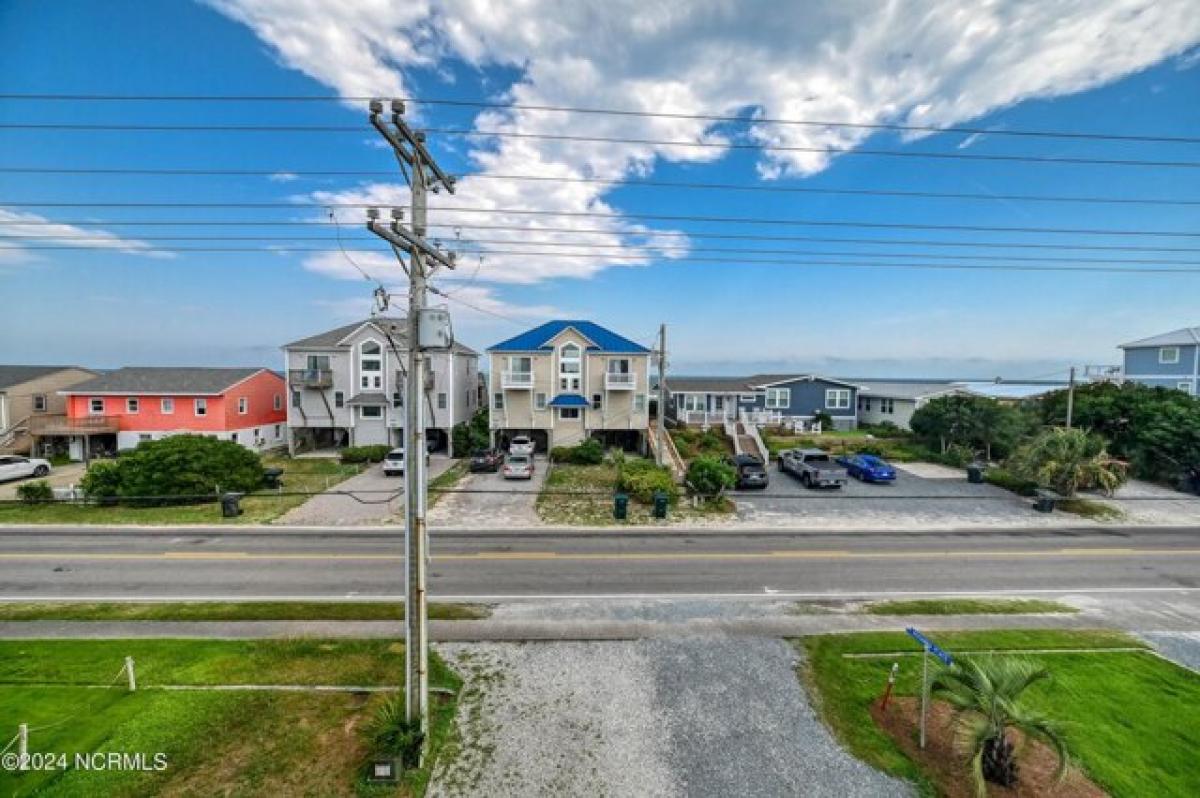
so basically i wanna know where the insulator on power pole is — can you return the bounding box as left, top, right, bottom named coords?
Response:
left=390, top=99, right=405, bottom=115
left=391, top=207, right=404, bottom=221
left=369, top=99, right=384, bottom=114
left=367, top=207, right=380, bottom=221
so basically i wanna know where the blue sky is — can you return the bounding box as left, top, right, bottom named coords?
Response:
left=1, top=0, right=1198, bottom=378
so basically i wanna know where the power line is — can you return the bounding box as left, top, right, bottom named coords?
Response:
left=8, top=236, right=1199, bottom=266
left=4, top=219, right=1200, bottom=251
left=1, top=92, right=1196, bottom=145
left=4, top=123, right=1198, bottom=168
left=3, top=166, right=1194, bottom=207
left=3, top=202, right=1197, bottom=237
left=7, top=244, right=1198, bottom=274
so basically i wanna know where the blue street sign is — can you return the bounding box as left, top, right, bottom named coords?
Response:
left=906, top=627, right=954, bottom=666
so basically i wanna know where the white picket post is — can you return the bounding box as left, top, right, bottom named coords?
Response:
left=125, top=656, right=136, bottom=691
left=17, top=723, right=28, bottom=770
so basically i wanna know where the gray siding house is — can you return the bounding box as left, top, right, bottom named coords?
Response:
left=852, top=380, right=967, bottom=430
left=666, top=374, right=859, bottom=430
left=1119, top=326, right=1199, bottom=396
left=0, top=365, right=98, bottom=454
left=282, top=317, right=479, bottom=455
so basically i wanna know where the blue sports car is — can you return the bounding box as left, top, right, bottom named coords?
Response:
left=837, top=453, right=897, bottom=483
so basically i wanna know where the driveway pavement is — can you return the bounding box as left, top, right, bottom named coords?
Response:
left=428, top=456, right=547, bottom=528
left=276, top=455, right=453, bottom=526
left=0, top=462, right=87, bottom=500
left=430, top=637, right=909, bottom=798
left=729, top=460, right=1067, bottom=529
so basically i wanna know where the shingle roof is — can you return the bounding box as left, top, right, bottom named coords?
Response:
left=283, top=317, right=478, bottom=355
left=0, top=365, right=88, bottom=392
left=1118, top=326, right=1200, bottom=349
left=63, top=367, right=271, bottom=395
left=850, top=380, right=964, bottom=401
left=665, top=376, right=757, bottom=393
left=488, top=321, right=650, bottom=354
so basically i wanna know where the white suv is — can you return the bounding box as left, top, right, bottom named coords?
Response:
left=508, top=435, right=535, bottom=457
left=0, top=455, right=52, bottom=482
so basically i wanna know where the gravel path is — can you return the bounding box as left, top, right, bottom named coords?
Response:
left=431, top=637, right=910, bottom=797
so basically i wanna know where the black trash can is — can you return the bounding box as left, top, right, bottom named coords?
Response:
left=262, top=467, right=284, bottom=489
left=613, top=492, right=628, bottom=521
left=221, top=492, right=244, bottom=518
left=966, top=464, right=985, bottom=484
left=652, top=490, right=669, bottom=519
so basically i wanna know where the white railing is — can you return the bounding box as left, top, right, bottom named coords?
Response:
left=605, top=372, right=636, bottom=390
left=740, top=409, right=783, bottom=426
left=682, top=410, right=731, bottom=426
left=501, top=370, right=534, bottom=389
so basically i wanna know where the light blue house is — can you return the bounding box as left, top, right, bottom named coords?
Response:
left=665, top=374, right=859, bottom=430
left=1119, top=326, right=1199, bottom=396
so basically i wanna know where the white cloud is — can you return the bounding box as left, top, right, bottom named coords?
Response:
left=0, top=209, right=170, bottom=262
left=268, top=171, right=299, bottom=182
left=313, top=282, right=563, bottom=328
left=209, top=0, right=1200, bottom=282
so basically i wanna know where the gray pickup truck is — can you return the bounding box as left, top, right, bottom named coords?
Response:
left=778, top=448, right=849, bottom=489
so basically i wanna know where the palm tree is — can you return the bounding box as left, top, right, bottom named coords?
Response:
left=1007, top=427, right=1127, bottom=497
left=930, top=657, right=1069, bottom=797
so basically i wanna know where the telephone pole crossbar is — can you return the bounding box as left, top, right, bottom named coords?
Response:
left=365, top=99, right=457, bottom=749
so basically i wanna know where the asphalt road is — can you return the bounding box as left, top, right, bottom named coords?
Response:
left=0, top=524, right=1199, bottom=601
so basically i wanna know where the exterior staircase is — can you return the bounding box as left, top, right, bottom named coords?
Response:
left=732, top=414, right=770, bottom=464
left=0, top=417, right=32, bottom=454
left=648, top=418, right=686, bottom=482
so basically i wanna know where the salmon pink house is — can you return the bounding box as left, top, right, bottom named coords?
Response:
left=53, top=367, right=287, bottom=461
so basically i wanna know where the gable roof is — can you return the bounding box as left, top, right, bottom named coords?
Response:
left=283, top=317, right=478, bottom=355
left=850, top=380, right=965, bottom=401
left=665, top=373, right=859, bottom=393
left=745, top=373, right=860, bottom=390
left=1118, top=326, right=1200, bottom=349
left=488, top=320, right=650, bottom=354
left=0, top=365, right=90, bottom=392
left=63, top=367, right=273, bottom=396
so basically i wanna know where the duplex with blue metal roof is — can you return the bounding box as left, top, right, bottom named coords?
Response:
left=487, top=321, right=652, bottom=452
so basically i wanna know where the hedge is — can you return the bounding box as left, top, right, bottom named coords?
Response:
left=340, top=445, right=392, bottom=464
left=617, top=458, right=679, bottom=504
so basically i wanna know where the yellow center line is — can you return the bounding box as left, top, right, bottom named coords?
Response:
left=0, top=547, right=1196, bottom=563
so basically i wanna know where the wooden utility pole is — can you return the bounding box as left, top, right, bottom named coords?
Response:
left=366, top=99, right=457, bottom=745
left=655, top=324, right=667, bottom=465
left=1066, top=366, right=1077, bottom=429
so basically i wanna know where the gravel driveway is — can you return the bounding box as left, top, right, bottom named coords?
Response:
left=276, top=455, right=453, bottom=526
left=428, top=456, right=547, bottom=528
left=431, top=637, right=909, bottom=797
left=730, top=460, right=1071, bottom=529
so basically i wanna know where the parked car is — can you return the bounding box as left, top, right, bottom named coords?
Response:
left=469, top=448, right=505, bottom=473
left=0, top=455, right=51, bottom=482
left=778, top=448, right=848, bottom=489
left=725, top=454, right=769, bottom=489
left=501, top=453, right=535, bottom=480
left=837, top=453, right=897, bottom=484
left=508, top=435, right=535, bottom=457
left=382, top=447, right=429, bottom=477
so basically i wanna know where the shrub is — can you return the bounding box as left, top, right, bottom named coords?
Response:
left=112, top=435, right=265, bottom=501
left=813, top=411, right=834, bottom=430
left=339, top=444, right=392, bottom=464
left=862, top=420, right=905, bottom=438
left=685, top=455, right=736, bottom=497
left=452, top=408, right=490, bottom=455
left=363, top=695, right=424, bottom=771
left=16, top=480, right=53, bottom=504
left=617, top=458, right=679, bottom=504
left=79, top=460, right=123, bottom=503
left=984, top=466, right=1038, bottom=497
left=551, top=438, right=605, bottom=465
left=1007, top=427, right=1128, bottom=497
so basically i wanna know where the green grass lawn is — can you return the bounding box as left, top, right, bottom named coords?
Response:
left=0, top=601, right=489, bottom=622
left=0, top=639, right=460, bottom=797
left=0, top=456, right=360, bottom=525
left=536, top=461, right=731, bottom=525
left=864, top=598, right=1077, bottom=615
left=427, top=460, right=468, bottom=508
left=801, top=629, right=1200, bottom=798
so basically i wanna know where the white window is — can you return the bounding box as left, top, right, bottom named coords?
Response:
left=679, top=394, right=705, bottom=413
left=607, top=358, right=629, bottom=374
left=535, top=392, right=547, bottom=410
left=765, top=387, right=789, bottom=409
left=89, top=397, right=104, bottom=415
left=881, top=398, right=895, bottom=414
left=437, top=392, right=447, bottom=410
left=291, top=390, right=301, bottom=408
left=1179, top=381, right=1194, bottom=394
left=274, top=424, right=281, bottom=438
left=273, top=393, right=282, bottom=411
left=1160, top=346, right=1181, bottom=364
left=238, top=397, right=248, bottom=415
left=32, top=394, right=47, bottom=412
left=592, top=393, right=603, bottom=410
left=334, top=391, right=344, bottom=408
left=138, top=434, right=152, bottom=442
left=635, top=394, right=646, bottom=412
left=194, top=398, right=207, bottom=416
left=493, top=392, right=504, bottom=410
left=231, top=432, right=239, bottom=443
left=559, top=343, right=581, bottom=392
left=738, top=394, right=756, bottom=403
left=126, top=397, right=139, bottom=413
left=714, top=396, right=725, bottom=412
left=360, top=340, right=383, bottom=389
left=392, top=392, right=402, bottom=408
left=360, top=405, right=382, bottom=419
left=509, top=356, right=532, bottom=375
left=559, top=407, right=581, bottom=420
left=161, top=397, right=174, bottom=414
left=825, top=389, right=851, bottom=410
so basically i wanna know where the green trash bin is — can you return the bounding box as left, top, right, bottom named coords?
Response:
left=966, top=464, right=985, bottom=484
left=220, top=492, right=244, bottom=518
left=613, top=492, right=628, bottom=520
left=652, top=490, right=669, bottom=519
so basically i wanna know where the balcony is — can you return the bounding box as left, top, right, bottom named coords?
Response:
left=605, top=372, right=636, bottom=390
left=28, top=414, right=119, bottom=436
left=289, top=369, right=334, bottom=389
left=501, top=371, right=534, bottom=389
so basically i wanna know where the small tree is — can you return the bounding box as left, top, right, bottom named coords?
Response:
left=452, top=407, right=491, bottom=455
left=932, top=658, right=1069, bottom=796
left=685, top=455, right=736, bottom=497
left=115, top=435, right=264, bottom=500
left=1007, top=427, right=1127, bottom=497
